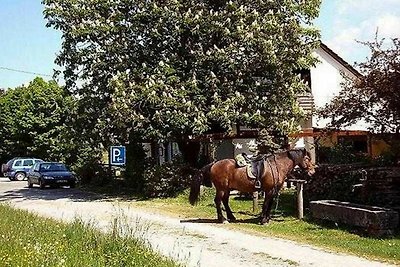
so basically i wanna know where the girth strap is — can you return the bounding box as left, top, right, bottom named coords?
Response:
left=266, top=155, right=280, bottom=195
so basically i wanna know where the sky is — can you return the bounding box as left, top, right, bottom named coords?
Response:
left=315, top=0, right=400, bottom=66
left=0, top=0, right=400, bottom=89
left=0, top=1, right=61, bottom=89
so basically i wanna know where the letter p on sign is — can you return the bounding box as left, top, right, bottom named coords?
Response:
left=110, top=146, right=126, bottom=165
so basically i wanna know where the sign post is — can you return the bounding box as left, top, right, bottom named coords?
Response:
left=109, top=146, right=126, bottom=166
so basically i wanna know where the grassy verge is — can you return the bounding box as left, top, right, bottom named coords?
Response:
left=128, top=188, right=400, bottom=265
left=0, top=204, right=178, bottom=267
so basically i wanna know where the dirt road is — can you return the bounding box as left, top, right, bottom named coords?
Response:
left=0, top=178, right=395, bottom=267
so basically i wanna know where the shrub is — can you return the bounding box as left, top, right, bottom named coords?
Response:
left=124, top=141, right=147, bottom=189
left=303, top=164, right=366, bottom=205
left=317, top=144, right=371, bottom=164
left=142, top=158, right=192, bottom=198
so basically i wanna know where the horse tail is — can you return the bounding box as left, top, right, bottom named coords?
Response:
left=189, top=162, right=214, bottom=205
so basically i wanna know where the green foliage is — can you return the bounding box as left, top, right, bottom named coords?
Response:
left=72, top=152, right=107, bottom=184
left=142, top=157, right=192, bottom=198
left=0, top=77, right=104, bottom=183
left=317, top=144, right=371, bottom=164
left=0, top=204, right=178, bottom=267
left=374, top=147, right=400, bottom=166
left=124, top=139, right=148, bottom=189
left=43, top=0, right=321, bottom=142
left=0, top=78, right=75, bottom=163
left=256, top=128, right=282, bottom=154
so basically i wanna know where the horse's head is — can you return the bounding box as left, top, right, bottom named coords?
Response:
left=288, top=148, right=315, bottom=176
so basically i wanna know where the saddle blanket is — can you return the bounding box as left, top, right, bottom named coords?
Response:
left=235, top=154, right=256, bottom=179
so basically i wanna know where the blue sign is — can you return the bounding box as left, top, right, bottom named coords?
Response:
left=110, top=146, right=126, bottom=165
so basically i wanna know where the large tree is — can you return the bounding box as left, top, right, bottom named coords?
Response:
left=320, top=38, right=400, bottom=133
left=0, top=78, right=76, bottom=163
left=43, top=0, right=321, bottom=153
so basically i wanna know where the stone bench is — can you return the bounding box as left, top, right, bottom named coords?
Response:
left=310, top=200, right=399, bottom=237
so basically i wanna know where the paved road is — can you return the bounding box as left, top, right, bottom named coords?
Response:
left=0, top=177, right=396, bottom=267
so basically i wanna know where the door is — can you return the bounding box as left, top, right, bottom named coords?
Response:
left=22, top=159, right=34, bottom=173
left=12, top=160, right=23, bottom=172
left=30, top=163, right=41, bottom=183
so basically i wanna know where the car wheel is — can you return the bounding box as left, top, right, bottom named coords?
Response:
left=27, top=178, right=33, bottom=188
left=70, top=182, right=76, bottom=189
left=15, top=172, right=26, bottom=181
left=39, top=179, right=46, bottom=189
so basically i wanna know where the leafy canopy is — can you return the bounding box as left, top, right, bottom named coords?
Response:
left=320, top=38, right=400, bottom=133
left=0, top=77, right=75, bottom=162
left=43, top=0, right=321, bottom=142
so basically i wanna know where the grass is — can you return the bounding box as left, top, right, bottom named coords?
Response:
left=0, top=204, right=179, bottom=267
left=127, top=188, right=400, bottom=265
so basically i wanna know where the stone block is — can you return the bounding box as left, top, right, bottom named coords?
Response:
left=310, top=200, right=399, bottom=237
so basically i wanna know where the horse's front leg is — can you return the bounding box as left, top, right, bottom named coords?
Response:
left=215, top=191, right=228, bottom=223
left=222, top=190, right=236, bottom=222
left=260, top=190, right=274, bottom=225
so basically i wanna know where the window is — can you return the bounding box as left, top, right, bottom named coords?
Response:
left=23, top=160, right=34, bottom=166
left=296, top=69, right=311, bottom=91
left=14, top=160, right=22, bottom=167
left=39, top=163, right=68, bottom=172
left=33, top=163, right=40, bottom=172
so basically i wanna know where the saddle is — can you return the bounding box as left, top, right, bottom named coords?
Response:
left=235, top=153, right=266, bottom=189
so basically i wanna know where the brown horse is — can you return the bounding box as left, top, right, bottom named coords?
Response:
left=189, top=148, right=315, bottom=224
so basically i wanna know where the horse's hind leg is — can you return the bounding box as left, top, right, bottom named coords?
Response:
left=222, top=190, right=236, bottom=222
left=214, top=190, right=228, bottom=223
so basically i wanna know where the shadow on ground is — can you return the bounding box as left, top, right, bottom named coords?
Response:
left=0, top=179, right=126, bottom=203
left=180, top=218, right=220, bottom=224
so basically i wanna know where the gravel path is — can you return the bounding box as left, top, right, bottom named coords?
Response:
left=0, top=178, right=396, bottom=267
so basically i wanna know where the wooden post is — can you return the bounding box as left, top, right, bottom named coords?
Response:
left=253, top=191, right=258, bottom=212
left=297, top=182, right=304, bottom=220
left=287, top=179, right=306, bottom=220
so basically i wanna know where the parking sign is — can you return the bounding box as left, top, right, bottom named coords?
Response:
left=110, top=146, right=126, bottom=165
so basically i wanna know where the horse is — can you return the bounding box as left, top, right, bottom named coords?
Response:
left=189, top=148, right=315, bottom=224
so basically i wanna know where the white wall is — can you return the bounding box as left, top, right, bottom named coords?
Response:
left=310, top=48, right=369, bottom=130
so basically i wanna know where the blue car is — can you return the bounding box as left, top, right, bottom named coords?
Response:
left=27, top=162, right=76, bottom=189
left=1, top=157, right=44, bottom=181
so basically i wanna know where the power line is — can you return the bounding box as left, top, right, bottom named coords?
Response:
left=0, top=66, right=53, bottom=78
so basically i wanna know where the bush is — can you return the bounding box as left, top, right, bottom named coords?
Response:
left=142, top=158, right=192, bottom=198
left=303, top=164, right=366, bottom=205
left=71, top=147, right=108, bottom=185
left=317, top=144, right=371, bottom=164
left=124, top=141, right=147, bottom=189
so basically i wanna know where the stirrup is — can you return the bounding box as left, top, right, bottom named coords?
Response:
left=255, top=180, right=261, bottom=189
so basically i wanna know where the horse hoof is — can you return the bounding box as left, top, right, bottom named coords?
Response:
left=222, top=220, right=230, bottom=224
left=260, top=218, right=269, bottom=225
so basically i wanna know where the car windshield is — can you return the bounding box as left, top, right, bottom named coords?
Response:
left=39, top=163, right=68, bottom=172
